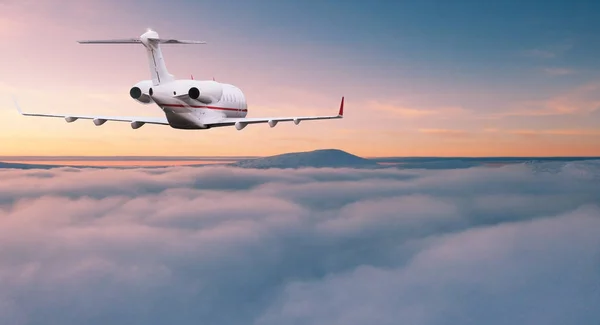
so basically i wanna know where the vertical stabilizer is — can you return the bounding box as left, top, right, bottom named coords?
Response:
left=140, top=29, right=174, bottom=85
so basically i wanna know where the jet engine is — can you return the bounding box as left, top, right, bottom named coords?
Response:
left=129, top=80, right=154, bottom=103
left=173, top=80, right=223, bottom=104
left=187, top=87, right=214, bottom=104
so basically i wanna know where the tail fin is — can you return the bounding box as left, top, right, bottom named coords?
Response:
left=78, top=29, right=206, bottom=86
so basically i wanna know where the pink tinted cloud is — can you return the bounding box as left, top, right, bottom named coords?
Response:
left=418, top=128, right=470, bottom=137
left=258, top=207, right=600, bottom=325
left=319, top=194, right=464, bottom=236
left=0, top=164, right=599, bottom=323
left=500, top=82, right=600, bottom=117
left=507, top=129, right=600, bottom=137
left=367, top=101, right=467, bottom=119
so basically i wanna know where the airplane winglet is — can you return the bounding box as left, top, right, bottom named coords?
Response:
left=338, top=96, right=344, bottom=117
left=12, top=96, right=24, bottom=115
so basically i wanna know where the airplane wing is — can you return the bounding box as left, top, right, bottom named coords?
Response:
left=205, top=97, right=345, bottom=130
left=12, top=97, right=169, bottom=129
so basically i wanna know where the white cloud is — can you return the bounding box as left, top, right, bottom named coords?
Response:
left=0, top=162, right=599, bottom=324
left=543, top=67, right=576, bottom=76
left=258, top=206, right=600, bottom=325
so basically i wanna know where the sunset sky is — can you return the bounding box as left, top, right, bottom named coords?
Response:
left=1, top=0, right=600, bottom=156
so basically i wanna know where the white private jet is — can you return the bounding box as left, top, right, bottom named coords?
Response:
left=14, top=28, right=344, bottom=130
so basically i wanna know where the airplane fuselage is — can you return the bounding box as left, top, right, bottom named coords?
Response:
left=130, top=79, right=248, bottom=129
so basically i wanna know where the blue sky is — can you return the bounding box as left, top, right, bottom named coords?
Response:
left=166, top=0, right=600, bottom=106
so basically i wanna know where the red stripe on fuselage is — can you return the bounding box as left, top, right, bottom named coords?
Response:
left=160, top=103, right=247, bottom=112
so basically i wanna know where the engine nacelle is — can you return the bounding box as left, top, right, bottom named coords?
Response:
left=131, top=121, right=145, bottom=129
left=129, top=80, right=154, bottom=104
left=235, top=121, right=247, bottom=130
left=168, top=80, right=223, bottom=104
left=188, top=87, right=214, bottom=104
left=93, top=118, right=107, bottom=126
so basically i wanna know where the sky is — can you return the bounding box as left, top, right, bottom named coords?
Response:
left=1, top=161, right=599, bottom=324
left=1, top=0, right=600, bottom=156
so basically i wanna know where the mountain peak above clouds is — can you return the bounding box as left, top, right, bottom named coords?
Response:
left=230, top=149, right=380, bottom=169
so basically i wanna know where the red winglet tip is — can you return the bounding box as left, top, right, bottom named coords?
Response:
left=338, top=96, right=344, bottom=116
left=191, top=74, right=194, bottom=80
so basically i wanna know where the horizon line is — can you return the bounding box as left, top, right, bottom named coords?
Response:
left=1, top=155, right=600, bottom=162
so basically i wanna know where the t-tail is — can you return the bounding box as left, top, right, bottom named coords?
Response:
left=77, top=28, right=206, bottom=86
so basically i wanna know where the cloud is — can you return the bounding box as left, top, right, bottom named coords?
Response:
left=1, top=162, right=600, bottom=324
left=523, top=49, right=557, bottom=59
left=258, top=206, right=600, bottom=325
left=418, top=128, right=470, bottom=137
left=425, top=127, right=600, bottom=139
left=499, top=82, right=600, bottom=117
left=507, top=129, right=600, bottom=137
left=542, top=67, right=576, bottom=76
left=522, top=41, right=574, bottom=60
left=483, top=128, right=499, bottom=133
left=368, top=101, right=467, bottom=118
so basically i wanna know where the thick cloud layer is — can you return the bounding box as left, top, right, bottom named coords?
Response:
left=0, top=163, right=599, bottom=324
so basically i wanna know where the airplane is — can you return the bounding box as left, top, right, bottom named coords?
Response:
left=14, top=28, right=344, bottom=130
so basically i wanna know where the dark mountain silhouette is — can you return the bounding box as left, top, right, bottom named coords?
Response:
left=230, top=149, right=380, bottom=169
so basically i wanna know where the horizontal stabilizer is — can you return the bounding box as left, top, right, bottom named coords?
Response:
left=149, top=38, right=206, bottom=44
left=78, top=38, right=206, bottom=44
left=78, top=39, right=141, bottom=44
